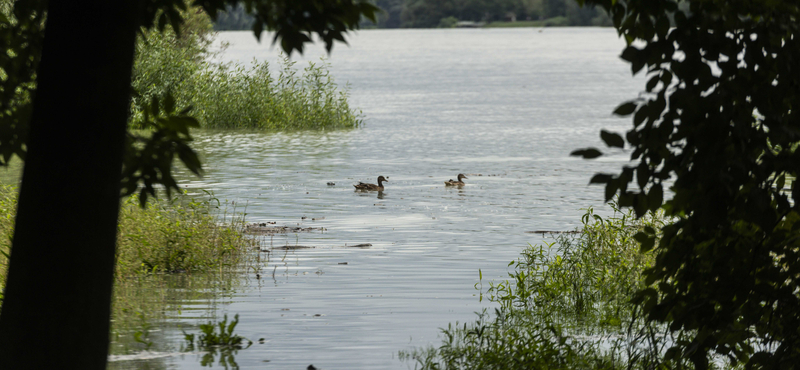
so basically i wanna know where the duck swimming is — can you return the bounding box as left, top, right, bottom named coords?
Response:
left=354, top=176, right=388, bottom=191
left=445, top=174, right=467, bottom=186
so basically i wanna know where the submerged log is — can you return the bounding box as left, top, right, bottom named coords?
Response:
left=268, top=243, right=372, bottom=250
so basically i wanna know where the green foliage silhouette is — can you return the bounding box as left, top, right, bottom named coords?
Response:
left=573, top=1, right=800, bottom=368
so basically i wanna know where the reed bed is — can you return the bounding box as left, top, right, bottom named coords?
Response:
left=130, top=22, right=362, bottom=131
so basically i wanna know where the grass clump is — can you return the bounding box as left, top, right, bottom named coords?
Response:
left=0, top=185, right=16, bottom=294
left=401, top=204, right=671, bottom=370
left=0, top=186, right=256, bottom=287
left=115, top=192, right=256, bottom=277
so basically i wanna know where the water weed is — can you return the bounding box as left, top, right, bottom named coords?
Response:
left=180, top=313, right=252, bottom=369
left=184, top=313, right=251, bottom=349
left=401, top=204, right=673, bottom=370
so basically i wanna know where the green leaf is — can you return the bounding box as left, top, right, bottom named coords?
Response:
left=613, top=101, right=637, bottom=116
left=604, top=180, right=618, bottom=201
left=164, top=93, right=176, bottom=114
left=647, top=184, right=664, bottom=211
left=646, top=75, right=659, bottom=91
left=600, top=130, right=625, bottom=148
left=570, top=148, right=603, bottom=159
left=590, top=174, right=613, bottom=184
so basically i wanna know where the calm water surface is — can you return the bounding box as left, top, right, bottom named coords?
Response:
left=110, top=27, right=642, bottom=369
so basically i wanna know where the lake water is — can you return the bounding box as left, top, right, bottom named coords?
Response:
left=109, top=27, right=642, bottom=369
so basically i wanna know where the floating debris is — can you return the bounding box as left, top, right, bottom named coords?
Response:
left=344, top=243, right=372, bottom=248
left=245, top=224, right=324, bottom=235
left=271, top=245, right=315, bottom=250
left=327, top=182, right=335, bottom=186
left=268, top=243, right=372, bottom=250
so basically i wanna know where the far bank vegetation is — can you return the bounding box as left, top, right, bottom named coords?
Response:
left=215, top=0, right=612, bottom=30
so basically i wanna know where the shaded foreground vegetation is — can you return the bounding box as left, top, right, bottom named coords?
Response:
left=401, top=205, right=683, bottom=369
left=0, top=185, right=256, bottom=293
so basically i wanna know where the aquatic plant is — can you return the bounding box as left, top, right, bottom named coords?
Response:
left=109, top=272, right=247, bottom=359
left=115, top=191, right=256, bottom=277
left=400, top=204, right=672, bottom=370
left=183, top=314, right=252, bottom=349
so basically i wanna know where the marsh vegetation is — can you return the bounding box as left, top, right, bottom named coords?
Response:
left=400, top=205, right=671, bottom=369
left=131, top=9, right=362, bottom=131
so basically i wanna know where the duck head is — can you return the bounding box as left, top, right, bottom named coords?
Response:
left=457, top=174, right=468, bottom=181
left=377, top=176, right=388, bottom=183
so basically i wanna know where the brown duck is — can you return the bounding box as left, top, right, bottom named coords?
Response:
left=444, top=174, right=467, bottom=186
left=354, top=176, right=388, bottom=191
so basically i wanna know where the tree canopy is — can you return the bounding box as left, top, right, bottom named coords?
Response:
left=573, top=0, right=800, bottom=368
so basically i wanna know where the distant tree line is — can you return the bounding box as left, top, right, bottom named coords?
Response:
left=213, top=0, right=610, bottom=30
left=376, top=0, right=609, bottom=28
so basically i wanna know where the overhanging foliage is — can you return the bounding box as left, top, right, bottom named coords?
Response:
left=572, top=0, right=800, bottom=368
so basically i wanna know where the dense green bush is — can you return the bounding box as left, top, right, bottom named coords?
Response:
left=401, top=205, right=671, bottom=370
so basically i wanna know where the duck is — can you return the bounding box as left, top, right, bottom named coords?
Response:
left=445, top=174, right=468, bottom=186
left=354, top=176, right=388, bottom=191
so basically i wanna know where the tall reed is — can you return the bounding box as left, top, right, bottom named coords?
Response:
left=188, top=56, right=362, bottom=130
left=130, top=18, right=362, bottom=131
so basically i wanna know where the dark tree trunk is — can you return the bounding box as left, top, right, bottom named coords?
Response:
left=0, top=1, right=140, bottom=368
